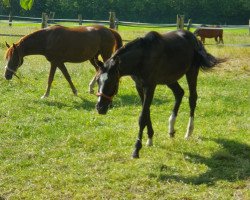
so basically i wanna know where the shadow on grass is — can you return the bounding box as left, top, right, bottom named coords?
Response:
left=33, top=93, right=170, bottom=111
left=33, top=96, right=96, bottom=111
left=155, top=138, right=250, bottom=185
left=115, top=94, right=171, bottom=107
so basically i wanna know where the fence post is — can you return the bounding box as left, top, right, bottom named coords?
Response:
left=109, top=11, right=116, bottom=29
left=41, top=12, right=48, bottom=28
left=78, top=14, right=82, bottom=25
left=187, top=18, right=192, bottom=31
left=115, top=17, right=119, bottom=30
left=177, top=14, right=185, bottom=30
left=49, top=12, right=55, bottom=24
left=9, top=11, right=13, bottom=26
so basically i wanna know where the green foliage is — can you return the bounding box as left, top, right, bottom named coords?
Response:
left=20, top=0, right=34, bottom=10
left=0, top=0, right=249, bottom=24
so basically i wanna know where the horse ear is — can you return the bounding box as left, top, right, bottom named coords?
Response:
left=5, top=42, right=10, bottom=48
left=13, top=43, right=17, bottom=49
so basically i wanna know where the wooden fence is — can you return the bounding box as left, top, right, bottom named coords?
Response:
left=0, top=13, right=249, bottom=44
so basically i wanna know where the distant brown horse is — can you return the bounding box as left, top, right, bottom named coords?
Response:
left=194, top=27, right=223, bottom=44
left=4, top=25, right=123, bottom=98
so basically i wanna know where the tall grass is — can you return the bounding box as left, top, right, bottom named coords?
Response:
left=0, top=23, right=249, bottom=199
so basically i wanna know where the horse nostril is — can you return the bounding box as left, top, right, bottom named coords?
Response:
left=5, top=74, right=12, bottom=80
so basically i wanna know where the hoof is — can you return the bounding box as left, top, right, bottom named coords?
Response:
left=132, top=151, right=139, bottom=159
left=73, top=90, right=78, bottom=96
left=169, top=131, right=175, bottom=138
left=146, top=139, right=153, bottom=147
left=41, top=94, right=49, bottom=99
left=184, top=135, right=190, bottom=140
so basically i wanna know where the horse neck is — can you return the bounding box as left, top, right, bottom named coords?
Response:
left=118, top=52, right=143, bottom=76
left=18, top=30, right=46, bottom=57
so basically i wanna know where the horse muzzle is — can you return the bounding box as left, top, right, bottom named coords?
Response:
left=4, top=73, right=13, bottom=80
left=96, top=103, right=109, bottom=115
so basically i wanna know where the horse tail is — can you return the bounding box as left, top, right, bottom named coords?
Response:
left=109, top=29, right=123, bottom=51
left=194, top=39, right=226, bottom=70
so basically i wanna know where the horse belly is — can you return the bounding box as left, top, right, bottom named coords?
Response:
left=46, top=30, right=100, bottom=63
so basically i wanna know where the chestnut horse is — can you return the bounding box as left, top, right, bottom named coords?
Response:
left=194, top=27, right=223, bottom=44
left=4, top=25, right=122, bottom=98
left=95, top=30, right=225, bottom=158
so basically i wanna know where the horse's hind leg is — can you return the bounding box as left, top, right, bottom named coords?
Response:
left=185, top=68, right=199, bottom=139
left=219, top=36, right=224, bottom=44
left=167, top=82, right=184, bottom=137
left=41, top=63, right=57, bottom=99
left=58, top=63, right=77, bottom=96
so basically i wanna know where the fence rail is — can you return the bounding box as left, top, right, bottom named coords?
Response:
left=0, top=14, right=249, bottom=47
left=0, top=14, right=249, bottom=30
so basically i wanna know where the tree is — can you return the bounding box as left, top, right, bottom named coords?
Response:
left=20, top=0, right=34, bottom=10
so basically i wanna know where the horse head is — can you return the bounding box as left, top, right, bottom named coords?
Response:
left=95, top=56, right=120, bottom=114
left=4, top=42, right=23, bottom=80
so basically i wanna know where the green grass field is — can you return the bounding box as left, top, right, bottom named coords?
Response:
left=0, top=22, right=249, bottom=199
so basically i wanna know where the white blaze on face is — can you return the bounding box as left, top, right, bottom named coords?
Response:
left=100, top=72, right=108, bottom=83
left=98, top=72, right=108, bottom=102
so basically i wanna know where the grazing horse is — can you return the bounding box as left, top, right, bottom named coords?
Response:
left=95, top=30, right=225, bottom=158
left=4, top=25, right=122, bottom=98
left=194, top=27, right=223, bottom=44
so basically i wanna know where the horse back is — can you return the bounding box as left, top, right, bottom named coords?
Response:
left=44, top=25, right=116, bottom=62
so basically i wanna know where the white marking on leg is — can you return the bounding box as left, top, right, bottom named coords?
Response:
left=185, top=117, right=194, bottom=139
left=146, top=138, right=153, bottom=146
left=169, top=113, right=176, bottom=136
left=41, top=93, right=49, bottom=99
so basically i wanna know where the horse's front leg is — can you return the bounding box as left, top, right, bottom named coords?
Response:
left=58, top=63, right=78, bottom=96
left=41, top=63, right=57, bottom=99
left=201, top=37, right=205, bottom=44
left=215, top=37, right=219, bottom=44
left=132, top=85, right=155, bottom=158
left=89, top=57, right=100, bottom=94
left=89, top=75, right=97, bottom=94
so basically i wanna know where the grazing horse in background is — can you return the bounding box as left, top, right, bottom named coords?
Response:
left=4, top=25, right=122, bottom=98
left=194, top=27, right=224, bottom=44
left=95, top=30, right=225, bottom=158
